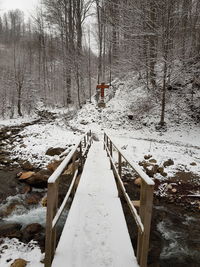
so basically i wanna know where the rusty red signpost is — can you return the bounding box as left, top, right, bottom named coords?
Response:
left=96, top=82, right=109, bottom=107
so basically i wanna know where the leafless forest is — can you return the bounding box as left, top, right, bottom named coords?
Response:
left=0, top=0, right=200, bottom=124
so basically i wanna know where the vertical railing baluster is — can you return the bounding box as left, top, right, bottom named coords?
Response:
left=137, top=180, right=154, bottom=267
left=45, top=182, right=58, bottom=267
left=118, top=152, right=122, bottom=178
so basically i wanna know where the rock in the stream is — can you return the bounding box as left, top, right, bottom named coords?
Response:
left=45, top=147, right=65, bottom=156
left=0, top=202, right=20, bottom=217
left=163, top=159, right=174, bottom=167
left=11, top=258, right=28, bottom=267
left=25, top=193, right=42, bottom=205
left=20, top=184, right=32, bottom=194
left=0, top=223, right=22, bottom=239
left=24, top=169, right=52, bottom=188
left=41, top=195, right=47, bottom=207
left=19, top=172, right=35, bottom=180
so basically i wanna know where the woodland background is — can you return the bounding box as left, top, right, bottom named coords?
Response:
left=0, top=0, right=199, bottom=125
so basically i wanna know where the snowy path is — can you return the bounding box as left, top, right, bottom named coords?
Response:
left=52, top=141, right=139, bottom=267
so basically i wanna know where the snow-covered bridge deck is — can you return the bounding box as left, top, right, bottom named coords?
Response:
left=51, top=141, right=139, bottom=267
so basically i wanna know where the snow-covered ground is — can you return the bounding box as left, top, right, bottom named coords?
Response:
left=9, top=123, right=82, bottom=167
left=0, top=238, right=44, bottom=267
left=0, top=116, right=39, bottom=128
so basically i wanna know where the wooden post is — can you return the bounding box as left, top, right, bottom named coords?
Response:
left=137, top=180, right=154, bottom=267
left=79, top=142, right=83, bottom=170
left=106, top=136, right=109, bottom=153
left=45, top=182, right=58, bottom=267
left=84, top=136, right=86, bottom=147
left=72, top=153, right=76, bottom=175
left=110, top=141, right=113, bottom=157
left=104, top=133, right=106, bottom=149
left=118, top=152, right=122, bottom=178
left=110, top=141, right=113, bottom=169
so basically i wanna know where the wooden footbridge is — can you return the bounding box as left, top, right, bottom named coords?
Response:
left=45, top=131, right=154, bottom=267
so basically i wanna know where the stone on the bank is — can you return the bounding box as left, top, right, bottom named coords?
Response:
left=0, top=223, right=22, bottom=239
left=80, top=120, right=88, bottom=125
left=144, top=154, right=152, bottom=160
left=23, top=223, right=43, bottom=242
left=190, top=162, right=197, bottom=166
left=62, top=162, right=79, bottom=176
left=46, top=160, right=62, bottom=172
left=20, top=161, right=34, bottom=171
left=157, top=166, right=164, bottom=174
left=45, top=147, right=65, bottom=156
left=11, top=258, right=28, bottom=267
left=163, top=159, right=174, bottom=167
left=149, top=159, right=157, bottom=163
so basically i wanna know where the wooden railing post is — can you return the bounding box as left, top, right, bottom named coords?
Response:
left=79, top=142, right=83, bottom=170
left=106, top=136, right=109, bottom=152
left=104, top=133, right=106, bottom=150
left=118, top=152, right=122, bottom=178
left=110, top=141, right=113, bottom=169
left=84, top=136, right=86, bottom=147
left=137, top=180, right=154, bottom=267
left=45, top=182, right=58, bottom=267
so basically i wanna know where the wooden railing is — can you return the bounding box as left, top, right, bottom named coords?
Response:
left=45, top=130, right=92, bottom=267
left=104, top=132, right=154, bottom=267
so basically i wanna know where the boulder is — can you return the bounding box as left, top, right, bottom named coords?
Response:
left=25, top=193, right=42, bottom=205
left=163, top=159, right=174, bottom=167
left=134, top=177, right=142, bottom=186
left=11, top=259, right=28, bottom=267
left=190, top=162, right=197, bottom=166
left=149, top=159, right=157, bottom=164
left=128, top=115, right=133, bottom=120
left=0, top=202, right=20, bottom=217
left=145, top=164, right=159, bottom=177
left=22, top=223, right=43, bottom=242
left=45, top=147, right=65, bottom=156
left=80, top=120, right=88, bottom=125
left=20, top=185, right=32, bottom=194
left=0, top=223, right=22, bottom=239
left=19, top=172, right=35, bottom=180
left=157, top=166, right=164, bottom=174
left=46, top=160, right=62, bottom=172
left=172, top=188, right=177, bottom=193
left=20, top=161, right=34, bottom=171
left=24, top=169, right=52, bottom=188
left=144, top=154, right=152, bottom=160
left=41, top=195, right=47, bottom=207
left=62, top=162, right=79, bottom=176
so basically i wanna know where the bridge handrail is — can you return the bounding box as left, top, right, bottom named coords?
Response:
left=45, top=130, right=92, bottom=267
left=104, top=132, right=154, bottom=267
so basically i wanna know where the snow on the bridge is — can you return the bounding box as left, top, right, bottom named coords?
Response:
left=52, top=141, right=139, bottom=267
